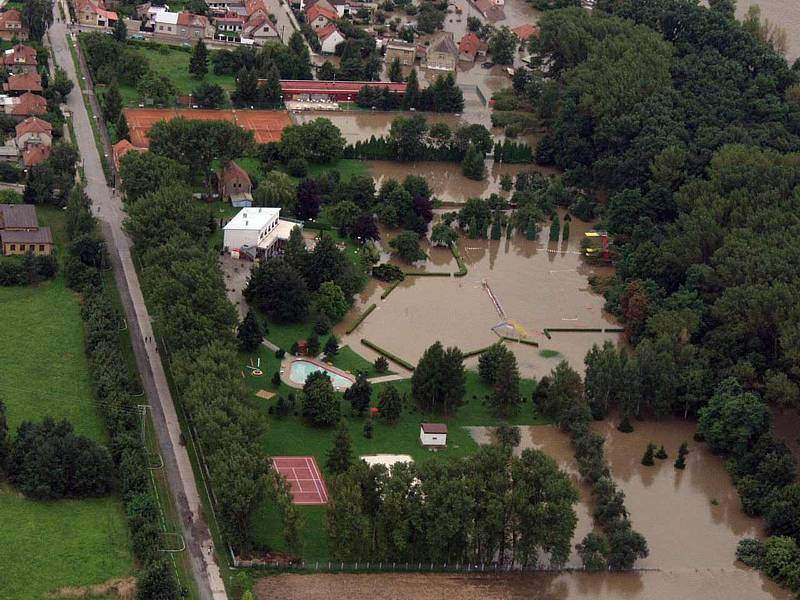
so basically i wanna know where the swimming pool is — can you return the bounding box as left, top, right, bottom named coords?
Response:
left=288, top=359, right=354, bottom=389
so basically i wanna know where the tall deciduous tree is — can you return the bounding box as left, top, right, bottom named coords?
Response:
left=412, top=342, right=465, bottom=415
left=344, top=372, right=372, bottom=416
left=244, top=258, right=309, bottom=322
left=302, top=372, right=341, bottom=426
left=378, top=385, right=402, bottom=423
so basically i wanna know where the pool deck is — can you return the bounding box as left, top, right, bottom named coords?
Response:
left=280, top=356, right=357, bottom=390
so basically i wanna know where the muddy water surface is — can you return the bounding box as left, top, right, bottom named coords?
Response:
left=464, top=420, right=792, bottom=599
left=337, top=214, right=618, bottom=379
left=367, top=160, right=556, bottom=204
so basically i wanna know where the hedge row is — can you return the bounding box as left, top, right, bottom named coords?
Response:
left=380, top=280, right=401, bottom=299
left=65, top=187, right=181, bottom=598
left=345, top=303, right=376, bottom=335
left=450, top=243, right=467, bottom=277
left=360, top=338, right=415, bottom=371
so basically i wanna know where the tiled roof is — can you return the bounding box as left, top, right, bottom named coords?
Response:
left=11, top=92, right=47, bottom=116
left=307, top=3, right=337, bottom=22
left=177, top=11, right=209, bottom=27
left=458, top=32, right=481, bottom=55
left=0, top=203, right=37, bottom=229
left=316, top=23, right=341, bottom=41
left=0, top=9, right=23, bottom=27
left=22, top=143, right=50, bottom=167
left=512, top=24, right=539, bottom=41
left=3, top=44, right=37, bottom=65
left=1, top=226, right=53, bottom=244
left=15, top=116, right=52, bottom=137
left=220, top=160, right=251, bottom=186
left=429, top=32, right=457, bottom=56
left=4, top=72, right=42, bottom=93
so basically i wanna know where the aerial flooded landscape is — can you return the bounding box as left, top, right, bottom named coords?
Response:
left=2, top=0, right=800, bottom=599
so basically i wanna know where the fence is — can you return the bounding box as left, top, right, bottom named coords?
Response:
left=237, top=558, right=661, bottom=574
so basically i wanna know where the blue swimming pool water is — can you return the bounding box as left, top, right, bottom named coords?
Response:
left=289, top=360, right=353, bottom=389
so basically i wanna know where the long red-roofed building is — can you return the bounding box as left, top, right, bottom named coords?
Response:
left=277, top=80, right=407, bottom=102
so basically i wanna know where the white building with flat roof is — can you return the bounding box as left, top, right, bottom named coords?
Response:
left=223, top=207, right=300, bottom=258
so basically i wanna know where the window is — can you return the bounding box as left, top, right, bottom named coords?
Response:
left=18, top=244, right=24, bottom=251
left=9, top=244, right=15, bottom=251
left=39, top=245, right=44, bottom=252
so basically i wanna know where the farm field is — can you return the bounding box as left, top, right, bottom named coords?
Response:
left=0, top=209, right=134, bottom=599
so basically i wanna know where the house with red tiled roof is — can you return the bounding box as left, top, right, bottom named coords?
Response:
left=511, top=24, right=539, bottom=42
left=218, top=160, right=252, bottom=207
left=214, top=11, right=245, bottom=34
left=74, top=0, right=118, bottom=28
left=154, top=11, right=213, bottom=41
left=306, top=1, right=338, bottom=30
left=3, top=72, right=43, bottom=95
left=8, top=92, right=47, bottom=118
left=242, top=13, right=278, bottom=44
left=457, top=32, right=486, bottom=63
left=316, top=23, right=344, bottom=54
left=112, top=138, right=146, bottom=172
left=15, top=116, right=52, bottom=150
left=2, top=44, right=37, bottom=74
left=0, top=10, right=28, bottom=41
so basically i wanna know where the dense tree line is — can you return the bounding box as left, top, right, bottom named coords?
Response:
left=63, top=186, right=182, bottom=598
left=326, top=446, right=579, bottom=566
left=538, top=360, right=649, bottom=570
left=0, top=252, right=57, bottom=286
left=355, top=70, right=464, bottom=113
left=123, top=183, right=268, bottom=554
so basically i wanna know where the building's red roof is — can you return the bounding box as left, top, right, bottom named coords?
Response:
left=2, top=44, right=37, bottom=66
left=220, top=160, right=251, bottom=186
left=4, top=72, right=42, bottom=93
left=306, top=3, right=337, bottom=23
left=0, top=9, right=23, bottom=28
left=278, top=79, right=406, bottom=94
left=512, top=24, right=539, bottom=41
left=11, top=92, right=47, bottom=116
left=246, top=0, right=267, bottom=15
left=215, top=12, right=244, bottom=23
left=15, top=116, right=51, bottom=137
left=315, top=23, right=341, bottom=42
left=177, top=11, right=208, bottom=27
left=458, top=32, right=481, bottom=55
left=22, top=143, right=50, bottom=167
left=245, top=13, right=276, bottom=34
left=112, top=138, right=145, bottom=169
left=421, top=423, right=448, bottom=434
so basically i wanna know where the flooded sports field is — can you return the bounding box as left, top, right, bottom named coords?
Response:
left=337, top=214, right=619, bottom=379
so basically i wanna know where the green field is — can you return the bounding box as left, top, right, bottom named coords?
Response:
left=0, top=208, right=134, bottom=599
left=0, top=487, right=134, bottom=600
left=116, top=43, right=236, bottom=105
left=248, top=356, right=543, bottom=559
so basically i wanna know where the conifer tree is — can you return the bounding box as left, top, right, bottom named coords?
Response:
left=237, top=309, right=264, bottom=352
left=327, top=420, right=353, bottom=474
left=189, top=39, right=209, bottom=78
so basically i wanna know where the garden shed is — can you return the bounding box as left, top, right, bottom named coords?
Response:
left=419, top=423, right=447, bottom=448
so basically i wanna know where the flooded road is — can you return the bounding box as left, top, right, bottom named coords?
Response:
left=462, top=419, right=792, bottom=599
left=338, top=214, right=619, bottom=379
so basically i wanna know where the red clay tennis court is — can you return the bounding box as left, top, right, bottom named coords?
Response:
left=271, top=456, right=329, bottom=505
left=123, top=108, right=292, bottom=148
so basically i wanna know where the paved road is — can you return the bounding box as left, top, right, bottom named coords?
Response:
left=48, top=5, right=228, bottom=600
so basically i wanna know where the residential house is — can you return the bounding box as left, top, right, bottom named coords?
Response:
left=3, top=72, right=43, bottom=95
left=74, top=0, right=119, bottom=27
left=222, top=206, right=301, bottom=257
left=457, top=32, right=485, bottom=62
left=218, top=160, right=253, bottom=207
left=242, top=14, right=279, bottom=44
left=0, top=10, right=28, bottom=41
left=511, top=24, right=539, bottom=42
left=2, top=44, right=37, bottom=74
left=215, top=12, right=245, bottom=35
left=425, top=32, right=457, bottom=71
left=7, top=92, right=47, bottom=118
left=154, top=11, right=213, bottom=41
left=15, top=116, right=52, bottom=150
left=472, top=0, right=501, bottom=19
left=306, top=0, right=338, bottom=30
left=0, top=203, right=53, bottom=256
left=384, top=40, right=416, bottom=66
left=245, top=0, right=268, bottom=19
left=111, top=138, right=145, bottom=172
left=316, top=24, right=344, bottom=54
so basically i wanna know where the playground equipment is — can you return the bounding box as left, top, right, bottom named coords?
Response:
left=491, top=319, right=530, bottom=341
left=482, top=279, right=506, bottom=319
left=584, top=231, right=610, bottom=262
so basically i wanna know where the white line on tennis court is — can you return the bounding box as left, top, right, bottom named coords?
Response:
left=306, top=457, right=325, bottom=503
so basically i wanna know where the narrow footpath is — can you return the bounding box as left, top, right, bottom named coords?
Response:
left=47, top=6, right=227, bottom=600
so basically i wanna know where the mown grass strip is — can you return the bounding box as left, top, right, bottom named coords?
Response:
left=451, top=243, right=468, bottom=277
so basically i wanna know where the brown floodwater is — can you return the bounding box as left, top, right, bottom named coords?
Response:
left=736, top=0, right=800, bottom=62
left=464, top=419, right=792, bottom=599
left=337, top=212, right=619, bottom=379
left=367, top=159, right=556, bottom=204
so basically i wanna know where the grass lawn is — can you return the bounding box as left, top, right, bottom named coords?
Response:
left=0, top=207, right=134, bottom=598
left=329, top=344, right=387, bottom=377
left=249, top=368, right=543, bottom=559
left=0, top=486, right=134, bottom=600
left=115, top=43, right=236, bottom=105
left=305, top=159, right=367, bottom=182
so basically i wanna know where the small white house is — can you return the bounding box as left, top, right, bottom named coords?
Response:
left=419, top=423, right=447, bottom=447
left=222, top=207, right=300, bottom=257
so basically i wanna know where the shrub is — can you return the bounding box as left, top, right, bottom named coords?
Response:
left=287, top=158, right=308, bottom=177
left=737, top=538, right=766, bottom=569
